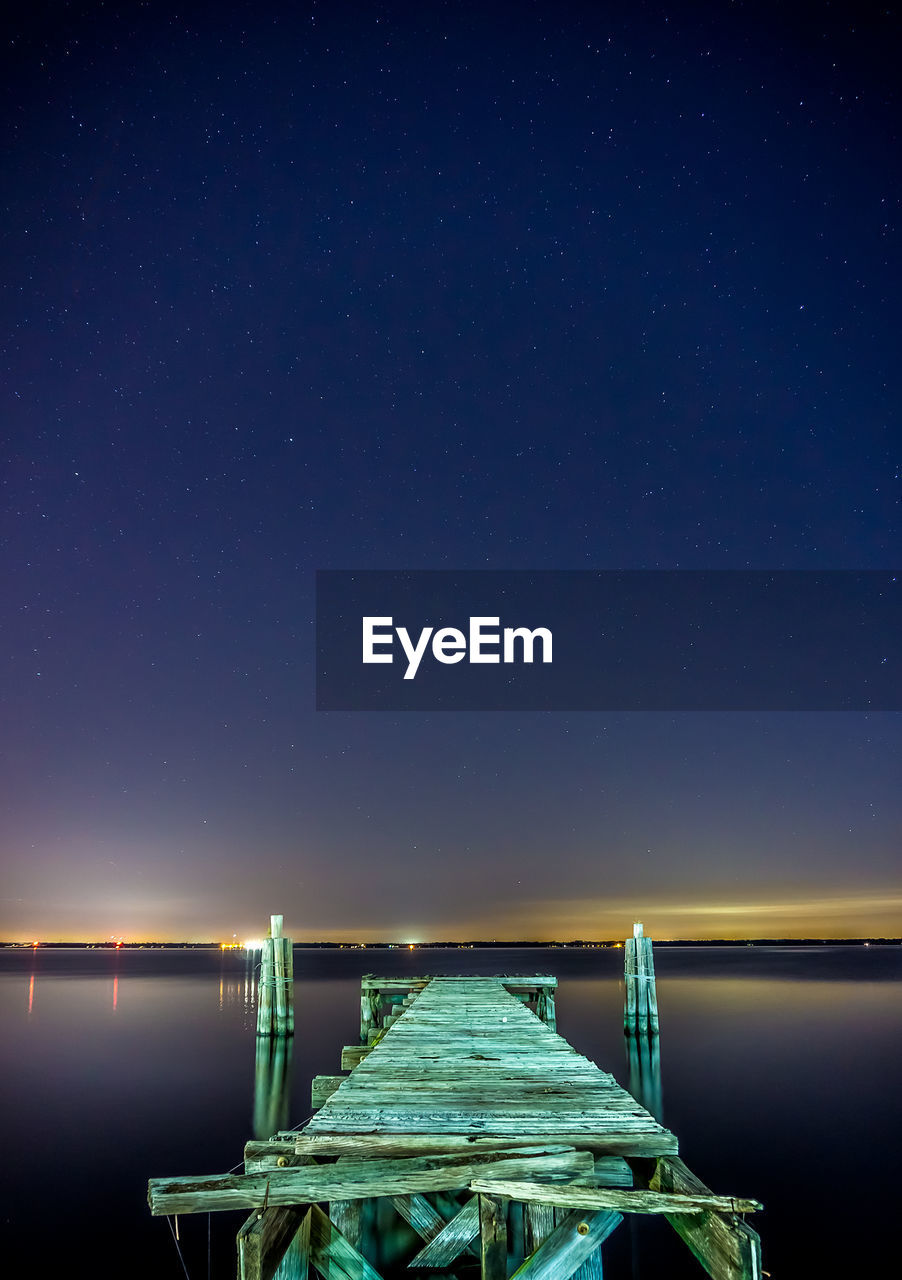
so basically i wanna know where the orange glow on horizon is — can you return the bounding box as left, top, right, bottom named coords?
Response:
left=3, top=886, right=902, bottom=948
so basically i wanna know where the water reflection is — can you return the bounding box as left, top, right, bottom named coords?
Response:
left=626, top=1034, right=663, bottom=1121
left=218, top=948, right=258, bottom=1020
left=1, top=946, right=899, bottom=1280
left=253, top=1035, right=294, bottom=1139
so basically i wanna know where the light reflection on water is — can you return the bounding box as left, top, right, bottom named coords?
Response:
left=0, top=945, right=899, bottom=1278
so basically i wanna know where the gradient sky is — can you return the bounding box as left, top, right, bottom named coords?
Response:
left=2, top=1, right=900, bottom=942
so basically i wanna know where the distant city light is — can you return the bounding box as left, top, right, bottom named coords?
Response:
left=243, top=939, right=264, bottom=950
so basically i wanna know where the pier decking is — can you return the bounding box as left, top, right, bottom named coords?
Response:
left=148, top=973, right=762, bottom=1280
left=305, top=976, right=675, bottom=1154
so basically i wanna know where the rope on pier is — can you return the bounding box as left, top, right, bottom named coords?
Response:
left=258, top=973, right=293, bottom=990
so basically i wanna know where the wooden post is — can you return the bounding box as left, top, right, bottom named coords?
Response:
left=649, top=1156, right=763, bottom=1280
left=257, top=936, right=274, bottom=1037
left=237, top=1203, right=309, bottom=1280
left=285, top=937, right=295, bottom=1035
left=624, top=922, right=658, bottom=1037
left=634, top=926, right=649, bottom=1032
left=479, top=1193, right=507, bottom=1280
left=623, top=937, right=637, bottom=1035
left=642, top=935, right=659, bottom=1034
left=537, top=985, right=557, bottom=1031
left=256, top=917, right=294, bottom=1038
left=360, top=977, right=376, bottom=1043
left=272, top=915, right=288, bottom=1036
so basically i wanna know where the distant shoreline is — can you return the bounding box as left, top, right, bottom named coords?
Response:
left=2, top=938, right=899, bottom=949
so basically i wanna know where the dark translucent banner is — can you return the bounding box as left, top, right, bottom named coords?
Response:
left=315, top=571, right=900, bottom=710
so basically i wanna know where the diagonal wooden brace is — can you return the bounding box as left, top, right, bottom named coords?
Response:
left=509, top=1208, right=622, bottom=1280
left=407, top=1194, right=481, bottom=1267
left=308, top=1203, right=386, bottom=1280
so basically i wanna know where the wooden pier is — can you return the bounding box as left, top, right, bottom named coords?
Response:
left=148, top=974, right=762, bottom=1280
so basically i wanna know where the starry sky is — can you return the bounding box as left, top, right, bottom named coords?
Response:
left=2, top=0, right=900, bottom=942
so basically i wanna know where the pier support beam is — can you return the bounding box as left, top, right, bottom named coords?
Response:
left=628, top=1156, right=763, bottom=1280
left=478, top=1193, right=507, bottom=1280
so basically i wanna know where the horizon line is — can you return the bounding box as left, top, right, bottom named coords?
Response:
left=2, top=936, right=900, bottom=947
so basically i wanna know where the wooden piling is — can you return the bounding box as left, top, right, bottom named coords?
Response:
left=285, top=935, right=295, bottom=1035
left=624, top=921, right=659, bottom=1037
left=642, top=935, right=659, bottom=1035
left=623, top=937, right=638, bottom=1034
left=256, top=915, right=295, bottom=1038
left=272, top=915, right=289, bottom=1036
left=257, top=937, right=274, bottom=1037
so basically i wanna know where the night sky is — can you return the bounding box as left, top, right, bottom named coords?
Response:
left=2, top=1, right=900, bottom=942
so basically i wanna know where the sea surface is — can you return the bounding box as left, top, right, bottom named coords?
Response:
left=1, top=945, right=899, bottom=1278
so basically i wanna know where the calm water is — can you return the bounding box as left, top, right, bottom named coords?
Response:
left=1, top=945, right=899, bottom=1278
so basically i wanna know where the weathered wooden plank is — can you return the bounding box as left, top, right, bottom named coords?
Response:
left=524, top=1201, right=556, bottom=1257
left=634, top=935, right=648, bottom=1031
left=149, top=1148, right=593, bottom=1215
left=390, top=1193, right=445, bottom=1243
left=274, top=1208, right=310, bottom=1280
left=341, top=1045, right=373, bottom=1070
left=650, top=1157, right=763, bottom=1280
left=642, top=937, right=659, bottom=1035
left=246, top=1146, right=302, bottom=1173
left=536, top=987, right=557, bottom=1032
left=307, top=1203, right=384, bottom=1280
left=258, top=937, right=274, bottom=1037
left=304, top=977, right=675, bottom=1160
left=479, top=1193, right=507, bottom=1280
left=468, top=1180, right=761, bottom=1216
left=303, top=1116, right=675, bottom=1152
left=284, top=937, right=295, bottom=1037
left=407, top=1196, right=481, bottom=1267
left=291, top=1132, right=674, bottom=1158
left=360, top=977, right=432, bottom=992
left=247, top=1135, right=571, bottom=1171
left=623, top=937, right=637, bottom=1035
left=360, top=977, right=557, bottom=991
left=572, top=1159, right=632, bottom=1189
left=238, top=1205, right=308, bottom=1280
left=360, top=988, right=379, bottom=1043
left=312, top=1075, right=348, bottom=1108
left=273, top=923, right=289, bottom=1037
left=329, top=1199, right=363, bottom=1251
left=509, top=1208, right=621, bottom=1280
